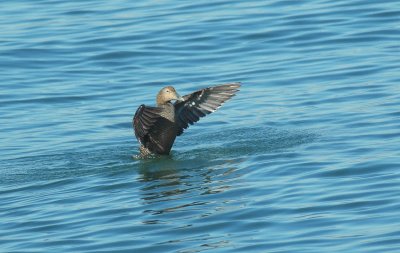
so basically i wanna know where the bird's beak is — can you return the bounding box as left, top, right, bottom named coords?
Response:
left=175, top=93, right=185, bottom=102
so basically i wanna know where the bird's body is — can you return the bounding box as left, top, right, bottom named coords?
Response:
left=133, top=83, right=240, bottom=157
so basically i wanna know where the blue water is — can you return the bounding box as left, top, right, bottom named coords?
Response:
left=1, top=0, right=400, bottom=252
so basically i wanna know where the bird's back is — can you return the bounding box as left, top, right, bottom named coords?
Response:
left=146, top=116, right=177, bottom=154
left=134, top=103, right=178, bottom=155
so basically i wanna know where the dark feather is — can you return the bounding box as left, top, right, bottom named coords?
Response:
left=174, top=82, right=240, bottom=136
left=133, top=105, right=162, bottom=145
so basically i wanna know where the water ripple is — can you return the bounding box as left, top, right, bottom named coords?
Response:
left=1, top=0, right=400, bottom=252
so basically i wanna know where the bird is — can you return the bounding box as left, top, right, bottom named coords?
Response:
left=133, top=82, right=241, bottom=157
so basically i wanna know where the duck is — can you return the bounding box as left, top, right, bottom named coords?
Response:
left=133, top=82, right=241, bottom=157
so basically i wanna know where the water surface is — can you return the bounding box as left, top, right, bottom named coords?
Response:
left=1, top=0, right=400, bottom=252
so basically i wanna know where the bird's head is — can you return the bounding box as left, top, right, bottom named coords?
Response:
left=156, top=86, right=184, bottom=105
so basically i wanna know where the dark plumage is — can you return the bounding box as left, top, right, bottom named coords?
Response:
left=133, top=83, right=241, bottom=156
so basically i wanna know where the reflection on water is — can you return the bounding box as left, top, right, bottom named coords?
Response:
left=134, top=126, right=317, bottom=233
left=137, top=156, right=236, bottom=203
left=135, top=125, right=317, bottom=202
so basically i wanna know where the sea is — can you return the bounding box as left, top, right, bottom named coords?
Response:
left=1, top=0, right=400, bottom=252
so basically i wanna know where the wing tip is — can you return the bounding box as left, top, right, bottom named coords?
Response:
left=214, top=82, right=242, bottom=92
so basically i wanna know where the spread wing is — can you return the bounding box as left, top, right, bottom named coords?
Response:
left=133, top=104, right=162, bottom=145
left=174, top=82, right=241, bottom=136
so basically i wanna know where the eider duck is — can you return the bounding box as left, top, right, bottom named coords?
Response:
left=133, top=83, right=241, bottom=157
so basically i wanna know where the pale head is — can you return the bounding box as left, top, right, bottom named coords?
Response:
left=156, top=86, right=184, bottom=106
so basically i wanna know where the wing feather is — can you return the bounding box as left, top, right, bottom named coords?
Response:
left=174, top=82, right=240, bottom=136
left=133, top=105, right=162, bottom=145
